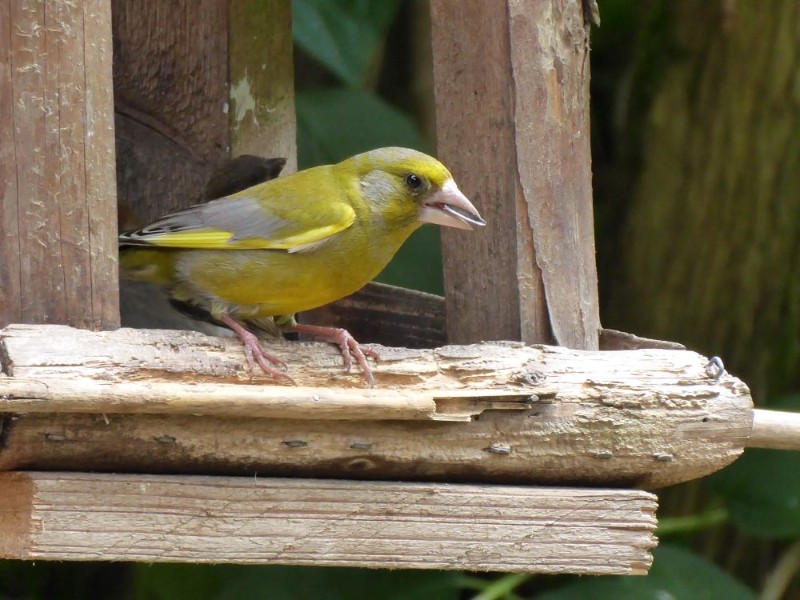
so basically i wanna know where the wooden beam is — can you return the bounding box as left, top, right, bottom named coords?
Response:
left=0, top=0, right=118, bottom=329
left=0, top=324, right=754, bottom=488
left=430, top=0, right=599, bottom=349
left=0, top=472, right=658, bottom=574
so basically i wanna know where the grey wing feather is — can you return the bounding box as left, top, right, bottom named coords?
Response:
left=120, top=196, right=289, bottom=244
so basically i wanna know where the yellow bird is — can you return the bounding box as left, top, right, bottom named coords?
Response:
left=119, top=147, right=485, bottom=385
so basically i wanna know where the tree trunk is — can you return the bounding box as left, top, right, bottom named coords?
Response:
left=616, top=1, right=800, bottom=400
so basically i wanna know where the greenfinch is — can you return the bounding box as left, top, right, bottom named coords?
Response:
left=119, top=147, right=484, bottom=385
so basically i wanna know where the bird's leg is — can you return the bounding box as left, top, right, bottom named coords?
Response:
left=287, top=323, right=377, bottom=387
left=218, top=314, right=293, bottom=383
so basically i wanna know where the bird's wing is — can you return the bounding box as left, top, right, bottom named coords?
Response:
left=119, top=193, right=355, bottom=252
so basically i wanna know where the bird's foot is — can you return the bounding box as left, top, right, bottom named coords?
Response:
left=289, top=323, right=377, bottom=387
left=219, top=314, right=294, bottom=384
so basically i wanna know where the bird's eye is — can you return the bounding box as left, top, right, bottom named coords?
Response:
left=405, top=173, right=423, bottom=189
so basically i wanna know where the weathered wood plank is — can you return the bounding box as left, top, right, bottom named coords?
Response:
left=430, top=0, right=599, bottom=349
left=83, top=0, right=120, bottom=330
left=0, top=472, right=658, bottom=574
left=0, top=324, right=753, bottom=488
left=0, top=0, right=118, bottom=329
left=0, top=2, right=22, bottom=323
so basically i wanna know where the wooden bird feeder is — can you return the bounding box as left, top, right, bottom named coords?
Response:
left=1, top=0, right=798, bottom=577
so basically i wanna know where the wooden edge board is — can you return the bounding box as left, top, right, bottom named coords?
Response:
left=0, top=472, right=658, bottom=574
left=0, top=378, right=542, bottom=422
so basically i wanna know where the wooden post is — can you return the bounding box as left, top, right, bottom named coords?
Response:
left=0, top=0, right=118, bottom=329
left=430, top=0, right=600, bottom=350
left=229, top=0, right=296, bottom=173
left=112, top=0, right=229, bottom=223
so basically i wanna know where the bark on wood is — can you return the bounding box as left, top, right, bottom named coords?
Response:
left=0, top=472, right=658, bottom=574
left=430, top=0, right=600, bottom=349
left=0, top=0, right=119, bottom=330
left=0, top=324, right=753, bottom=488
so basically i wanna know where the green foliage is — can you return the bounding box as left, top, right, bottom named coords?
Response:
left=293, top=0, right=401, bottom=87
left=709, top=395, right=800, bottom=539
left=132, top=564, right=461, bottom=600
left=535, top=545, right=756, bottom=600
left=295, top=88, right=430, bottom=168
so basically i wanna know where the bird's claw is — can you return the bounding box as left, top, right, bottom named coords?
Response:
left=290, top=324, right=376, bottom=387
left=326, top=328, right=375, bottom=388
left=241, top=336, right=295, bottom=384
left=220, top=314, right=294, bottom=384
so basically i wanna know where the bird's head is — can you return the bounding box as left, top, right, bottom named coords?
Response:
left=344, top=147, right=485, bottom=233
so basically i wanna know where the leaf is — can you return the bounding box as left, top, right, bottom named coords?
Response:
left=293, top=0, right=402, bottom=87
left=133, top=564, right=461, bottom=600
left=707, top=394, right=800, bottom=539
left=296, top=88, right=431, bottom=168
left=535, top=544, right=755, bottom=600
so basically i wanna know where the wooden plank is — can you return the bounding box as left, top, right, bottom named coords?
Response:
left=0, top=0, right=118, bottom=329
left=0, top=324, right=754, bottom=488
left=0, top=379, right=532, bottom=421
left=430, top=1, right=599, bottom=349
left=228, top=0, right=296, bottom=173
left=0, top=472, right=658, bottom=574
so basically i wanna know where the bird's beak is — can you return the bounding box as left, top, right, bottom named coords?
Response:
left=419, top=179, right=486, bottom=230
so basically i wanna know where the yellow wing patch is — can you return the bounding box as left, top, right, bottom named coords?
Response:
left=136, top=222, right=352, bottom=251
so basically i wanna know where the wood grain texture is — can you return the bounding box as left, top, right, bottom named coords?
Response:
left=0, top=324, right=753, bottom=488
left=0, top=0, right=119, bottom=329
left=83, top=0, right=120, bottom=329
left=0, top=472, right=658, bottom=573
left=229, top=0, right=296, bottom=173
left=430, top=0, right=599, bottom=349
left=112, top=0, right=228, bottom=223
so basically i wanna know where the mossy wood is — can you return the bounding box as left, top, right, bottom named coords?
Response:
left=0, top=324, right=753, bottom=489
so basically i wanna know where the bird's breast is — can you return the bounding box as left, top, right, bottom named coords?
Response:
left=176, top=223, right=417, bottom=317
